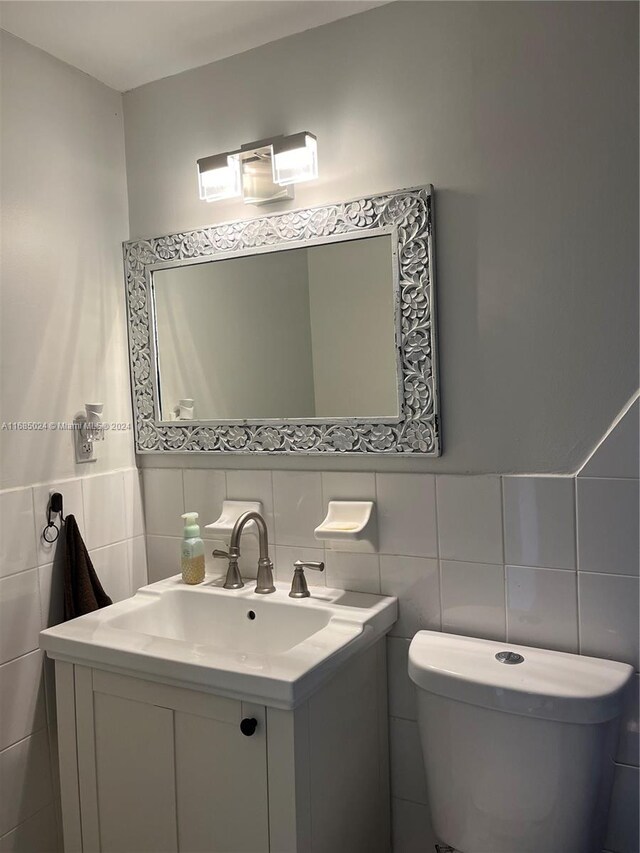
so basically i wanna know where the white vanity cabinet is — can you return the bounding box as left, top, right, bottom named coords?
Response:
left=53, top=641, right=390, bottom=853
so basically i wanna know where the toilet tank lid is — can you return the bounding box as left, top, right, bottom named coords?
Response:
left=408, top=631, right=633, bottom=724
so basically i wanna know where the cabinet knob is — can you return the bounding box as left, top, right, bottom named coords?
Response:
left=240, top=717, right=258, bottom=737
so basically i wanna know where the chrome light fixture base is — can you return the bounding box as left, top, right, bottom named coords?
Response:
left=197, top=132, right=317, bottom=206
left=239, top=143, right=295, bottom=206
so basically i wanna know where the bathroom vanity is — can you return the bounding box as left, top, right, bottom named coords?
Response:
left=41, top=577, right=397, bottom=853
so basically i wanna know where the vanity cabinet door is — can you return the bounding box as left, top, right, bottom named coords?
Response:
left=93, top=692, right=178, bottom=853
left=75, top=670, right=269, bottom=853
left=174, top=704, right=269, bottom=852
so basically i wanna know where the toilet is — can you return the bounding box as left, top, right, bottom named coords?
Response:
left=408, top=631, right=633, bottom=853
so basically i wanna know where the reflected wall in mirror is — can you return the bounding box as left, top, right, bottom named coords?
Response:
left=153, top=236, right=399, bottom=422
left=123, top=185, right=440, bottom=455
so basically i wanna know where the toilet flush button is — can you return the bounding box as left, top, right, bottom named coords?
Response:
left=495, top=650, right=525, bottom=665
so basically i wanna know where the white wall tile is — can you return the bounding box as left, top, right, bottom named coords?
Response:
left=0, top=651, right=46, bottom=752
left=324, top=551, right=380, bottom=594
left=0, top=488, right=37, bottom=579
left=605, top=764, right=639, bottom=853
left=581, top=398, right=639, bottom=479
left=617, top=674, right=639, bottom=767
left=387, top=637, right=417, bottom=721
left=89, top=541, right=131, bottom=604
left=506, top=565, right=578, bottom=652
left=127, top=536, right=148, bottom=592
left=123, top=468, right=145, bottom=539
left=274, top=545, right=326, bottom=588
left=272, top=471, right=323, bottom=547
left=436, top=476, right=503, bottom=564
left=38, top=561, right=63, bottom=630
left=380, top=556, right=440, bottom=639
left=142, top=469, right=184, bottom=537
left=389, top=718, right=428, bottom=804
left=0, top=804, right=58, bottom=853
left=0, top=570, right=41, bottom=664
left=391, top=798, right=437, bottom=853
left=376, top=474, right=437, bottom=557
left=579, top=573, right=639, bottom=669
left=0, top=729, right=52, bottom=837
left=226, top=470, right=274, bottom=542
left=32, top=479, right=84, bottom=568
left=81, top=472, right=126, bottom=550
left=503, top=477, right=576, bottom=569
left=441, top=560, right=506, bottom=641
left=183, top=469, right=226, bottom=529
left=145, top=535, right=181, bottom=583
left=577, top=478, right=639, bottom=575
left=321, top=472, right=376, bottom=503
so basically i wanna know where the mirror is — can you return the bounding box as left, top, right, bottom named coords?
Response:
left=152, top=235, right=399, bottom=422
left=124, top=185, right=440, bottom=455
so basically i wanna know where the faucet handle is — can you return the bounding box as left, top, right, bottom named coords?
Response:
left=213, top=548, right=244, bottom=590
left=293, top=560, right=325, bottom=572
left=289, top=560, right=325, bottom=598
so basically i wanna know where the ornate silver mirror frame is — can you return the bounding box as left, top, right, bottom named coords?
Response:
left=123, top=185, right=440, bottom=455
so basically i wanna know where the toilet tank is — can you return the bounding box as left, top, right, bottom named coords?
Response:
left=408, top=631, right=633, bottom=853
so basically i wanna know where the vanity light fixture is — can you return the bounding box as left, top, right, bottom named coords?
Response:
left=272, top=132, right=318, bottom=186
left=196, top=132, right=318, bottom=206
left=197, top=152, right=242, bottom=202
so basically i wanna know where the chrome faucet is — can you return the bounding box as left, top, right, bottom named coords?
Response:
left=213, top=510, right=275, bottom=594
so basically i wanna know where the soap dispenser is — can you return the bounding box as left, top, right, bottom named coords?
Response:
left=181, top=512, right=205, bottom=584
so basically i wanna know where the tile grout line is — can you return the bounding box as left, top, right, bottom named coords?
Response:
left=433, top=475, right=444, bottom=631
left=269, top=469, right=277, bottom=547
left=0, top=723, right=49, bottom=755
left=574, top=476, right=582, bottom=653
left=373, top=473, right=381, bottom=592
left=0, top=647, right=44, bottom=669
left=500, top=476, right=509, bottom=643
left=0, top=800, right=55, bottom=841
left=29, top=485, right=41, bottom=577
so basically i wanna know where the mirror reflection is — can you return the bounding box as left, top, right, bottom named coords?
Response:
left=152, top=235, right=399, bottom=421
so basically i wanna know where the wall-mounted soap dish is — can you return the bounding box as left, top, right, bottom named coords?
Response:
left=205, top=500, right=262, bottom=540
left=314, top=501, right=377, bottom=552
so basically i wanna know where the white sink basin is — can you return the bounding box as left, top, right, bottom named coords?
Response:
left=40, top=575, right=397, bottom=708
left=109, top=586, right=333, bottom=655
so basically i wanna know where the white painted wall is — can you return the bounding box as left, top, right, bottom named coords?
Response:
left=0, top=31, right=134, bottom=490
left=123, top=1, right=638, bottom=474
left=0, top=32, right=141, bottom=849
left=307, top=236, right=398, bottom=418
left=154, top=251, right=316, bottom=419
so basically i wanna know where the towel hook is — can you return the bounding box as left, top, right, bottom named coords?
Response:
left=42, top=492, right=64, bottom=543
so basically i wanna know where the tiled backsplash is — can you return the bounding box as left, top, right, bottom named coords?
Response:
left=1, top=400, right=636, bottom=852
left=142, top=395, right=639, bottom=853
left=0, top=468, right=146, bottom=850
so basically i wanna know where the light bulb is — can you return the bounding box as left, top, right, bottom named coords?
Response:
left=197, top=153, right=241, bottom=202
left=272, top=133, right=318, bottom=186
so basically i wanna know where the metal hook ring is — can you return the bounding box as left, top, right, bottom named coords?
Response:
left=42, top=523, right=59, bottom=544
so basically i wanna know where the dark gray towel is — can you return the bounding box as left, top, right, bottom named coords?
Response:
left=62, top=514, right=112, bottom=620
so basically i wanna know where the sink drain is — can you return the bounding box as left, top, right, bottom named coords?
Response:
left=247, top=610, right=256, bottom=621
left=495, top=650, right=524, bottom=664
